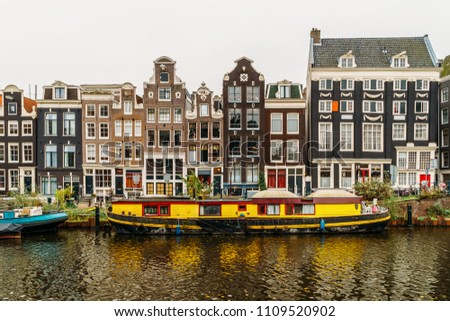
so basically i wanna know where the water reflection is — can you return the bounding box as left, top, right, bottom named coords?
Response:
left=1, top=229, right=450, bottom=300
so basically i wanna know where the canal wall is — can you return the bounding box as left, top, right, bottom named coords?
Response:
left=390, top=196, right=450, bottom=227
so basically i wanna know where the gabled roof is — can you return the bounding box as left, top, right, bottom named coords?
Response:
left=312, top=36, right=438, bottom=68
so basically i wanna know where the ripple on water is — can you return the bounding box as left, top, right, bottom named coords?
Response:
left=1, top=229, right=450, bottom=300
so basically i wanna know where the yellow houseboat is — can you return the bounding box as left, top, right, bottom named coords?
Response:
left=106, top=189, right=390, bottom=235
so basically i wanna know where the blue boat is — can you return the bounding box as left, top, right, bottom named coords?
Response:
left=0, top=207, right=68, bottom=233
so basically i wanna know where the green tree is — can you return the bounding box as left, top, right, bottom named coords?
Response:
left=258, top=171, right=267, bottom=191
left=354, top=178, right=393, bottom=201
left=181, top=174, right=211, bottom=200
left=441, top=55, right=450, bottom=78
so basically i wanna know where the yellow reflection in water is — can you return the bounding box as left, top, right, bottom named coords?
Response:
left=167, top=240, right=202, bottom=272
left=313, top=236, right=367, bottom=281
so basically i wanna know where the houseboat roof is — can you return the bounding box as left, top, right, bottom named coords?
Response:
left=308, top=189, right=358, bottom=198
left=251, top=189, right=300, bottom=199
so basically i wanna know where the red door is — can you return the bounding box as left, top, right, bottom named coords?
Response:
left=419, top=174, right=431, bottom=187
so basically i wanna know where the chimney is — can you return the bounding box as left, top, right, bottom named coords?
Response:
left=310, top=28, right=321, bottom=45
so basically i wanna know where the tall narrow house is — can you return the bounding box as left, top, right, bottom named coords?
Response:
left=439, top=69, right=450, bottom=184
left=185, top=82, right=223, bottom=195
left=143, top=56, right=190, bottom=196
left=80, top=83, right=144, bottom=199
left=37, top=81, right=82, bottom=197
left=307, top=29, right=440, bottom=190
left=222, top=57, right=265, bottom=197
left=0, top=85, right=37, bottom=195
left=264, top=80, right=307, bottom=195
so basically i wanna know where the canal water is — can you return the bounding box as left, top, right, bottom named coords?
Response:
left=1, top=229, right=449, bottom=301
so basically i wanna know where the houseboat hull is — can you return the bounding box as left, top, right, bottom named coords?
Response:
left=0, top=212, right=69, bottom=234
left=107, top=190, right=390, bottom=235
left=107, top=210, right=390, bottom=235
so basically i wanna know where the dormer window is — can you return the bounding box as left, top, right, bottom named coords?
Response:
left=391, top=52, right=410, bottom=68
left=339, top=51, right=356, bottom=68
left=54, top=87, right=66, bottom=99
left=160, top=72, right=169, bottom=83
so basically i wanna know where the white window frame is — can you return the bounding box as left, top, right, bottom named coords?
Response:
left=54, top=87, right=66, bottom=100
left=416, top=80, right=429, bottom=91
left=86, top=104, right=96, bottom=118
left=340, top=100, right=354, bottom=113
left=340, top=79, right=354, bottom=91
left=8, top=143, right=19, bottom=163
left=340, top=165, right=353, bottom=189
left=22, top=120, right=33, bottom=136
left=45, top=112, right=57, bottom=136
left=340, top=123, right=353, bottom=151
left=442, top=108, right=449, bottom=125
left=135, top=120, right=142, bottom=137
left=287, top=113, right=299, bottom=134
left=124, top=100, right=133, bottom=115
left=363, top=79, right=384, bottom=91
left=228, top=86, right=241, bottom=103
left=339, top=57, right=355, bottom=68
left=442, top=87, right=449, bottom=103
left=319, top=100, right=332, bottom=113
left=414, top=123, right=428, bottom=141
left=158, top=108, right=171, bottom=123
left=318, top=123, right=333, bottom=151
left=8, top=102, right=17, bottom=115
left=0, top=121, right=4, bottom=136
left=8, top=169, right=19, bottom=190
left=45, top=144, right=57, bottom=167
left=363, top=101, right=383, bottom=113
left=392, top=123, right=406, bottom=140
left=86, top=122, right=96, bottom=139
left=124, top=120, right=132, bottom=137
left=147, top=108, right=156, bottom=122
left=64, top=145, right=76, bottom=168
left=100, top=144, right=109, bottom=162
left=158, top=88, right=171, bottom=101
left=86, top=144, right=96, bottom=163
left=0, top=143, right=4, bottom=162
left=319, top=79, right=333, bottom=90
left=394, top=79, right=408, bottom=91
left=99, top=123, right=109, bottom=139
left=0, top=169, right=5, bottom=190
left=286, top=139, right=299, bottom=162
left=319, top=164, right=332, bottom=188
left=415, top=101, right=429, bottom=114
left=115, top=120, right=122, bottom=137
left=393, top=101, right=407, bottom=115
left=8, top=121, right=19, bottom=136
left=246, top=86, right=260, bottom=103
left=270, top=140, right=283, bottom=163
left=22, top=143, right=33, bottom=163
left=442, top=128, right=449, bottom=147
left=174, top=108, right=182, bottom=123
left=362, top=123, right=383, bottom=152
left=63, top=112, right=76, bottom=136
left=246, top=108, right=260, bottom=130
left=271, top=113, right=283, bottom=134
left=99, top=104, right=109, bottom=118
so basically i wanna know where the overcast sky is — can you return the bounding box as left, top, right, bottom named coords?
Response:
left=1, top=0, right=449, bottom=98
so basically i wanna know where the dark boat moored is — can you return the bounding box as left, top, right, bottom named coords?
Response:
left=0, top=223, right=23, bottom=239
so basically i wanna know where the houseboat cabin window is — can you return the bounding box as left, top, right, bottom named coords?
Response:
left=285, top=204, right=315, bottom=215
left=144, top=205, right=170, bottom=216
left=238, top=205, right=247, bottom=211
left=199, top=204, right=221, bottom=216
left=258, top=204, right=280, bottom=215
left=144, top=206, right=158, bottom=215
